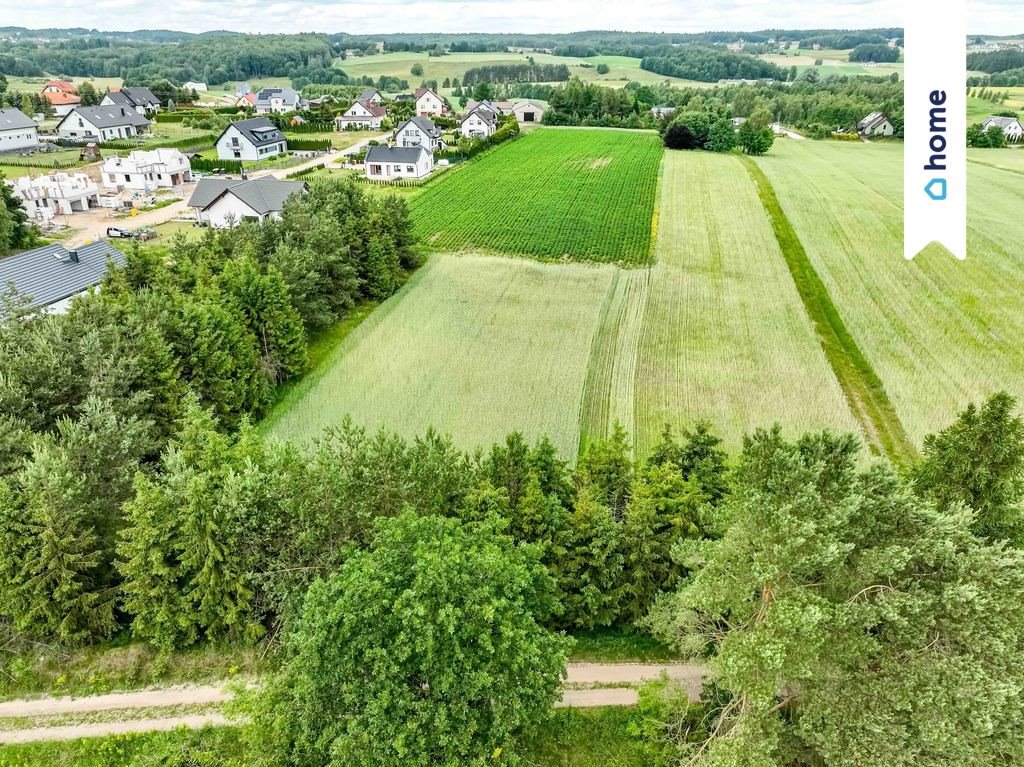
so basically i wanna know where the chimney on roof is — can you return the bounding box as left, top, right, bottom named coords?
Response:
left=121, top=107, right=126, bottom=116
left=68, top=250, right=79, bottom=263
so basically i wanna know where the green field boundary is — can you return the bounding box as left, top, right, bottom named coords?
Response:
left=739, top=155, right=917, bottom=467
left=967, top=157, right=1024, bottom=178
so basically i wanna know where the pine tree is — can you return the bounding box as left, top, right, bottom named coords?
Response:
left=577, top=422, right=634, bottom=517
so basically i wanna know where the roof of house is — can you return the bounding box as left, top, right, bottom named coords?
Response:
left=112, top=86, right=160, bottom=107
left=43, top=80, right=76, bottom=93
left=365, top=145, right=428, bottom=164
left=359, top=89, right=382, bottom=100
left=414, top=87, right=441, bottom=100
left=59, top=106, right=152, bottom=129
left=44, top=90, right=82, bottom=106
left=187, top=176, right=306, bottom=215
left=396, top=116, right=443, bottom=138
left=254, top=87, right=304, bottom=107
left=216, top=117, right=286, bottom=148
left=395, top=94, right=415, bottom=102
left=344, top=99, right=387, bottom=118
left=0, top=109, right=37, bottom=131
left=983, top=115, right=1024, bottom=129
left=858, top=112, right=890, bottom=129
left=0, top=240, right=126, bottom=311
left=462, top=108, right=497, bottom=126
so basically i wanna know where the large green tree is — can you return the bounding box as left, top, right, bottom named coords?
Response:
left=246, top=511, right=569, bottom=767
left=649, top=428, right=1024, bottom=767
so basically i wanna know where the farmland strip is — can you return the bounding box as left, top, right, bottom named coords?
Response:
left=739, top=155, right=916, bottom=466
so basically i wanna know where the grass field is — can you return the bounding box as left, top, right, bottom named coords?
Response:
left=627, top=150, right=858, bottom=455
left=755, top=139, right=1024, bottom=447
left=969, top=146, right=1024, bottom=173
left=264, top=253, right=617, bottom=457
left=760, top=47, right=904, bottom=79
left=409, top=128, right=662, bottom=264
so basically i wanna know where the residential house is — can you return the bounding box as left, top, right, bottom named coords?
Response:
left=857, top=112, right=895, bottom=137
left=336, top=100, right=388, bottom=130
left=101, top=148, right=192, bottom=191
left=40, top=80, right=80, bottom=117
left=0, top=109, right=39, bottom=152
left=364, top=145, right=433, bottom=181
left=183, top=81, right=208, bottom=93
left=395, top=94, right=416, bottom=105
left=465, top=99, right=514, bottom=116
left=460, top=108, right=497, bottom=138
left=9, top=172, right=100, bottom=220
left=101, top=87, right=161, bottom=115
left=414, top=87, right=446, bottom=116
left=253, top=87, right=308, bottom=115
left=651, top=105, right=677, bottom=119
left=187, top=176, right=306, bottom=228
left=359, top=89, right=384, bottom=106
left=0, top=240, right=127, bottom=314
left=393, top=116, right=446, bottom=152
left=234, top=92, right=257, bottom=109
left=511, top=100, right=545, bottom=123
left=56, top=106, right=151, bottom=141
left=731, top=117, right=748, bottom=128
left=982, top=115, right=1024, bottom=141
left=215, top=117, right=287, bottom=162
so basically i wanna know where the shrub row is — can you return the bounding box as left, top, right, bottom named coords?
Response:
left=286, top=138, right=332, bottom=152
left=286, top=162, right=326, bottom=179
left=189, top=156, right=243, bottom=174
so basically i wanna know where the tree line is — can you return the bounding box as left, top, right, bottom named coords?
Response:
left=461, top=63, right=570, bottom=86
left=640, top=46, right=786, bottom=83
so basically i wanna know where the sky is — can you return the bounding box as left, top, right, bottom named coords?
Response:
left=0, top=0, right=1019, bottom=36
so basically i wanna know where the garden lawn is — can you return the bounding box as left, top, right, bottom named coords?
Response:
left=264, top=253, right=617, bottom=458
left=755, top=139, right=1024, bottom=446
left=409, top=128, right=662, bottom=264
left=630, top=150, right=858, bottom=455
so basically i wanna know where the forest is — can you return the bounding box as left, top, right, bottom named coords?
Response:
left=640, top=46, right=786, bottom=82
left=461, top=63, right=571, bottom=86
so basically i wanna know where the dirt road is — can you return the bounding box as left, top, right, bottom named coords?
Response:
left=0, top=663, right=704, bottom=744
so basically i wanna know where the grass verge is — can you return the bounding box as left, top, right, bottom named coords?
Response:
left=739, top=155, right=916, bottom=466
left=568, top=628, right=678, bottom=663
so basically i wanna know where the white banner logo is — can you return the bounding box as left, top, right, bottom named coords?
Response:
left=904, top=0, right=967, bottom=260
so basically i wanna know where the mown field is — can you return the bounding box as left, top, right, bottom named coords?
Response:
left=409, top=129, right=662, bottom=264
left=760, top=47, right=904, bottom=79
left=626, top=150, right=859, bottom=455
left=265, top=253, right=617, bottom=457
left=756, top=139, right=1024, bottom=446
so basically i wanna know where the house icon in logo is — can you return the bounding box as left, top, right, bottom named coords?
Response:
left=925, top=178, right=947, bottom=201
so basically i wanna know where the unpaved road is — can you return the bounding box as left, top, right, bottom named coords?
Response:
left=0, top=663, right=704, bottom=744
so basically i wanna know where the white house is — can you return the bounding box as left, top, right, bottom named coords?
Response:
left=336, top=100, right=388, bottom=130
left=414, top=87, right=446, bottom=116
left=101, top=148, right=192, bottom=191
left=183, top=81, right=209, bottom=93
left=215, top=118, right=287, bottom=162
left=101, top=87, right=161, bottom=115
left=0, top=109, right=39, bottom=152
left=460, top=108, right=497, bottom=138
left=56, top=106, right=151, bottom=141
left=9, top=173, right=100, bottom=219
left=359, top=89, right=384, bottom=106
left=982, top=116, right=1024, bottom=141
left=393, top=116, right=446, bottom=152
left=364, top=145, right=433, bottom=181
left=651, top=105, right=678, bottom=119
left=187, top=176, right=306, bottom=228
left=511, top=100, right=545, bottom=123
left=0, top=240, right=127, bottom=315
left=857, top=112, right=895, bottom=137
left=253, top=87, right=308, bottom=115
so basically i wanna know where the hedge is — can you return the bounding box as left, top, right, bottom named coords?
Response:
left=0, top=157, right=80, bottom=170
left=286, top=162, right=326, bottom=179
left=285, top=138, right=332, bottom=152
left=284, top=121, right=334, bottom=134
left=189, top=156, right=243, bottom=174
left=435, top=119, right=520, bottom=161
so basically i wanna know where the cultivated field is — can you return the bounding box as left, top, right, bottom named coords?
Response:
left=409, top=129, right=662, bottom=264
left=265, top=253, right=617, bottom=457
left=760, top=48, right=904, bottom=79
left=756, top=139, right=1024, bottom=446
left=969, top=147, right=1024, bottom=174
left=628, top=151, right=859, bottom=455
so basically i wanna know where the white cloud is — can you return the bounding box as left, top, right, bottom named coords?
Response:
left=0, top=0, right=1019, bottom=35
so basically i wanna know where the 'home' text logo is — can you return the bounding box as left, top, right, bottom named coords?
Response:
left=923, top=90, right=948, bottom=201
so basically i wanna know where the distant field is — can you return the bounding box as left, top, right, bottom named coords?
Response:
left=409, top=128, right=662, bottom=264
left=627, top=150, right=858, bottom=455
left=265, top=253, right=617, bottom=457
left=756, top=140, right=1024, bottom=446
left=760, top=47, right=903, bottom=79
left=2, top=74, right=124, bottom=94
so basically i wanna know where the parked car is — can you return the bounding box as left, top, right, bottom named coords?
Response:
left=106, top=227, right=134, bottom=239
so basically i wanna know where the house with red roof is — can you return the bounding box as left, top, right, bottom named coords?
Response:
left=40, top=80, right=81, bottom=117
left=335, top=99, right=388, bottom=130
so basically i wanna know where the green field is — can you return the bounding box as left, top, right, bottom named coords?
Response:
left=409, top=129, right=662, bottom=264
left=265, top=253, right=617, bottom=457
left=627, top=150, right=858, bottom=454
left=760, top=48, right=904, bottom=79
left=756, top=139, right=1024, bottom=446
left=969, top=146, right=1024, bottom=173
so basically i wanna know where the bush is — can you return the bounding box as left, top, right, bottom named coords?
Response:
left=189, top=156, right=244, bottom=174
left=285, top=138, right=331, bottom=152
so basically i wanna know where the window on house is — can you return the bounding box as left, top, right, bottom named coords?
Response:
left=125, top=174, right=131, bottom=182
left=406, top=166, right=415, bottom=173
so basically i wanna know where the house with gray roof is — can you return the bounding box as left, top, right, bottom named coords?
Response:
left=55, top=106, right=151, bottom=142
left=364, top=145, right=433, bottom=181
left=215, top=117, right=287, bottom=162
left=982, top=115, right=1024, bottom=141
left=393, top=116, right=447, bottom=152
left=459, top=107, right=497, bottom=139
left=101, top=87, right=161, bottom=115
left=0, top=108, right=38, bottom=152
left=857, top=112, right=895, bottom=137
left=253, top=87, right=308, bottom=115
left=0, top=240, right=126, bottom=314
left=187, top=176, right=306, bottom=228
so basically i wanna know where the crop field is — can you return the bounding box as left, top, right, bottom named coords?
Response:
left=969, top=147, right=1024, bottom=174
left=629, top=151, right=859, bottom=455
left=265, top=253, right=617, bottom=457
left=756, top=139, right=1024, bottom=446
left=408, top=129, right=662, bottom=264
left=759, top=48, right=903, bottom=79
